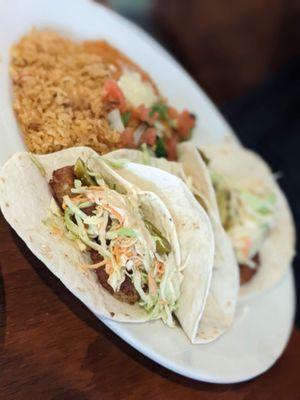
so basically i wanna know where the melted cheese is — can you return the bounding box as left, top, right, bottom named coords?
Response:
left=118, top=69, right=158, bottom=108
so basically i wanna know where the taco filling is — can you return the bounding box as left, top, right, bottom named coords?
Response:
left=48, top=158, right=177, bottom=324
left=211, top=172, right=276, bottom=283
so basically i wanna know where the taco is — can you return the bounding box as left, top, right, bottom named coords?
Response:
left=177, top=142, right=296, bottom=297
left=0, top=147, right=184, bottom=324
left=102, top=149, right=239, bottom=343
left=0, top=146, right=215, bottom=339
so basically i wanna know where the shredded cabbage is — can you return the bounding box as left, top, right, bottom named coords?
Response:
left=48, top=157, right=179, bottom=325
left=212, top=173, right=276, bottom=267
left=106, top=227, right=137, bottom=240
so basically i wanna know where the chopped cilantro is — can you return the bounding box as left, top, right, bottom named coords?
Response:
left=121, top=111, right=131, bottom=126
left=150, top=102, right=168, bottom=120
left=155, top=137, right=167, bottom=158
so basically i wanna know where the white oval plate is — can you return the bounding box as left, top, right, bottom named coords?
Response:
left=0, top=0, right=295, bottom=383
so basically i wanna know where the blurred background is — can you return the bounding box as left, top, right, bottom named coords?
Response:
left=101, top=0, right=300, bottom=324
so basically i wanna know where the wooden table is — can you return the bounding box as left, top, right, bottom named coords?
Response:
left=0, top=215, right=299, bottom=399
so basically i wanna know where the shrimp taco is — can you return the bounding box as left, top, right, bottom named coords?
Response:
left=0, top=146, right=215, bottom=340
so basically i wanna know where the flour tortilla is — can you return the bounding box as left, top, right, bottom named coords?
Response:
left=178, top=142, right=296, bottom=297
left=105, top=149, right=237, bottom=343
left=0, top=147, right=183, bottom=323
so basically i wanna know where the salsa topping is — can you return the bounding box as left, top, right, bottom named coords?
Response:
left=101, top=69, right=196, bottom=160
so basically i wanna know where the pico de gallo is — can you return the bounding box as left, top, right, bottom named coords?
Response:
left=84, top=41, right=196, bottom=160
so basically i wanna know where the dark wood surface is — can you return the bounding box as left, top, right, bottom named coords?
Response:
left=154, top=0, right=300, bottom=104
left=0, top=215, right=299, bottom=400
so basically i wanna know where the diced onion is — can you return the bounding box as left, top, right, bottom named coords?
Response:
left=133, top=123, right=147, bottom=145
left=108, top=109, right=125, bottom=133
left=154, top=121, right=164, bottom=137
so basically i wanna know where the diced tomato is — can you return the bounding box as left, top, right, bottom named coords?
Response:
left=138, top=104, right=149, bottom=122
left=168, top=107, right=179, bottom=119
left=177, top=110, right=196, bottom=139
left=102, top=79, right=126, bottom=112
left=120, top=127, right=137, bottom=148
left=126, top=108, right=140, bottom=128
left=140, top=128, right=157, bottom=146
left=138, top=104, right=158, bottom=125
left=165, top=135, right=179, bottom=160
